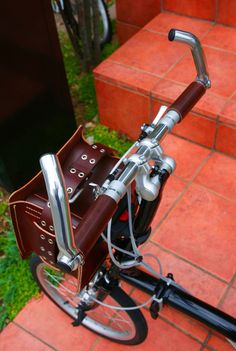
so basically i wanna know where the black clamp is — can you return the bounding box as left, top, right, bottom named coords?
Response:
left=72, top=303, right=87, bottom=327
left=149, top=273, right=175, bottom=320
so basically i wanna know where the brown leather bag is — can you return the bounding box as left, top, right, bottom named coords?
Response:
left=9, top=126, right=119, bottom=289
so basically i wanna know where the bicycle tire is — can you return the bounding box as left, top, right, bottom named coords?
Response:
left=53, top=0, right=112, bottom=47
left=98, top=0, right=112, bottom=46
left=30, top=256, right=148, bottom=345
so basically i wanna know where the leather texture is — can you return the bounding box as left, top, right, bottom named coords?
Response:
left=9, top=126, right=119, bottom=289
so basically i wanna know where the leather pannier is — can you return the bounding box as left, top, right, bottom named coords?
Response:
left=9, top=126, right=120, bottom=290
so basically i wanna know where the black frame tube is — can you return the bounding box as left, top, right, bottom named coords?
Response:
left=119, top=268, right=236, bottom=342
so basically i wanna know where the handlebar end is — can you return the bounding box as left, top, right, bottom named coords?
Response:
left=168, top=29, right=176, bottom=42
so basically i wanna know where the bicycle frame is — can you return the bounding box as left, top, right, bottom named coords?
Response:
left=38, top=28, right=236, bottom=345
left=119, top=268, right=236, bottom=342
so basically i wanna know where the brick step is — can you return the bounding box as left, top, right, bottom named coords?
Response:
left=94, top=12, right=236, bottom=158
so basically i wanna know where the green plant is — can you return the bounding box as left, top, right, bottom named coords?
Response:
left=0, top=214, right=39, bottom=330
left=85, top=124, right=132, bottom=155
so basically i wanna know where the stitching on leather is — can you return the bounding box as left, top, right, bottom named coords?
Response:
left=25, top=211, right=41, bottom=219
left=13, top=205, right=25, bottom=255
left=26, top=206, right=41, bottom=215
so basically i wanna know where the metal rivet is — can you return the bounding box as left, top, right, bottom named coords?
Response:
left=89, top=158, right=96, bottom=164
left=41, top=220, right=46, bottom=227
left=78, top=172, right=85, bottom=178
left=40, top=246, right=45, bottom=252
left=48, top=251, right=53, bottom=256
left=70, top=168, right=76, bottom=174
left=49, top=225, right=54, bottom=232
left=47, top=202, right=50, bottom=208
left=67, top=187, right=73, bottom=194
left=48, top=239, right=54, bottom=244
left=40, top=234, right=45, bottom=240
left=81, top=154, right=87, bottom=160
left=100, top=149, right=105, bottom=153
left=92, top=145, right=97, bottom=149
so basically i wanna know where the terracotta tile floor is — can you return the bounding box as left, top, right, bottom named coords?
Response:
left=1, top=137, right=236, bottom=351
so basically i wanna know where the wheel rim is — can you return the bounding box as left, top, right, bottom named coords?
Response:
left=36, top=262, right=136, bottom=341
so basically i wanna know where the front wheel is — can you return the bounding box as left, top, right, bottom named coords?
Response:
left=30, top=256, right=148, bottom=345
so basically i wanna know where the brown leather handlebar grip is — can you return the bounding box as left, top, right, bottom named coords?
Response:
left=74, top=194, right=118, bottom=256
left=169, top=81, right=206, bottom=121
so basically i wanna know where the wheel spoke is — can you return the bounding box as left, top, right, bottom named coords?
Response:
left=35, top=262, right=139, bottom=342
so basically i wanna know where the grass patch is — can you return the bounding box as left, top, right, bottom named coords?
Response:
left=59, top=26, right=119, bottom=122
left=0, top=195, right=39, bottom=330
left=85, top=124, right=132, bottom=156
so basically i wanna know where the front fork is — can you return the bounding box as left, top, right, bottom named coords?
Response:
left=119, top=268, right=236, bottom=343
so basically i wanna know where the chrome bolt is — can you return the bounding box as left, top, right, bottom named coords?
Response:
left=78, top=172, right=85, bottom=178
left=40, top=246, right=45, bottom=252
left=41, top=220, right=46, bottom=227
left=48, top=251, right=53, bottom=256
left=49, top=225, right=54, bottom=232
left=48, top=239, right=54, bottom=244
left=40, top=234, right=45, bottom=240
left=89, top=158, right=96, bottom=164
left=70, top=168, right=76, bottom=174
left=81, top=154, right=87, bottom=160
left=100, top=149, right=105, bottom=153
left=92, top=145, right=97, bottom=149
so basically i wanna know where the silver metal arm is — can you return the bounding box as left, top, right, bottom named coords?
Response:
left=168, top=28, right=211, bottom=88
left=40, top=154, right=82, bottom=272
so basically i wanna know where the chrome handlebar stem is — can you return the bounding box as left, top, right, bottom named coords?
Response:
left=168, top=29, right=211, bottom=88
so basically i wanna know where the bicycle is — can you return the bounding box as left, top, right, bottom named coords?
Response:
left=9, top=29, right=236, bottom=346
left=52, top=0, right=112, bottom=59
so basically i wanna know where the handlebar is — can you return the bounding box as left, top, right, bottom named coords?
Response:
left=168, top=28, right=211, bottom=88
left=40, top=29, right=211, bottom=272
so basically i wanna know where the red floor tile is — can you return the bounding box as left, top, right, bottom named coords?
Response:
left=95, top=79, right=151, bottom=140
left=151, top=175, right=187, bottom=228
left=153, top=184, right=236, bottom=281
left=160, top=134, right=211, bottom=181
left=173, top=112, right=216, bottom=148
left=139, top=242, right=227, bottom=306
left=0, top=323, right=51, bottom=351
left=217, top=0, right=236, bottom=27
left=94, top=59, right=159, bottom=96
left=203, top=24, right=236, bottom=53
left=152, top=78, right=226, bottom=120
left=93, top=309, right=202, bottom=351
left=219, top=100, right=236, bottom=127
left=220, top=288, right=236, bottom=316
left=116, top=0, right=161, bottom=28
left=163, top=0, right=216, bottom=21
left=130, top=244, right=227, bottom=343
left=145, top=12, right=214, bottom=37
left=14, top=295, right=98, bottom=351
left=166, top=48, right=236, bottom=98
left=194, top=152, right=236, bottom=201
left=216, top=123, right=236, bottom=159
left=117, top=21, right=140, bottom=45
left=110, top=30, right=187, bottom=77
left=207, top=333, right=235, bottom=351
